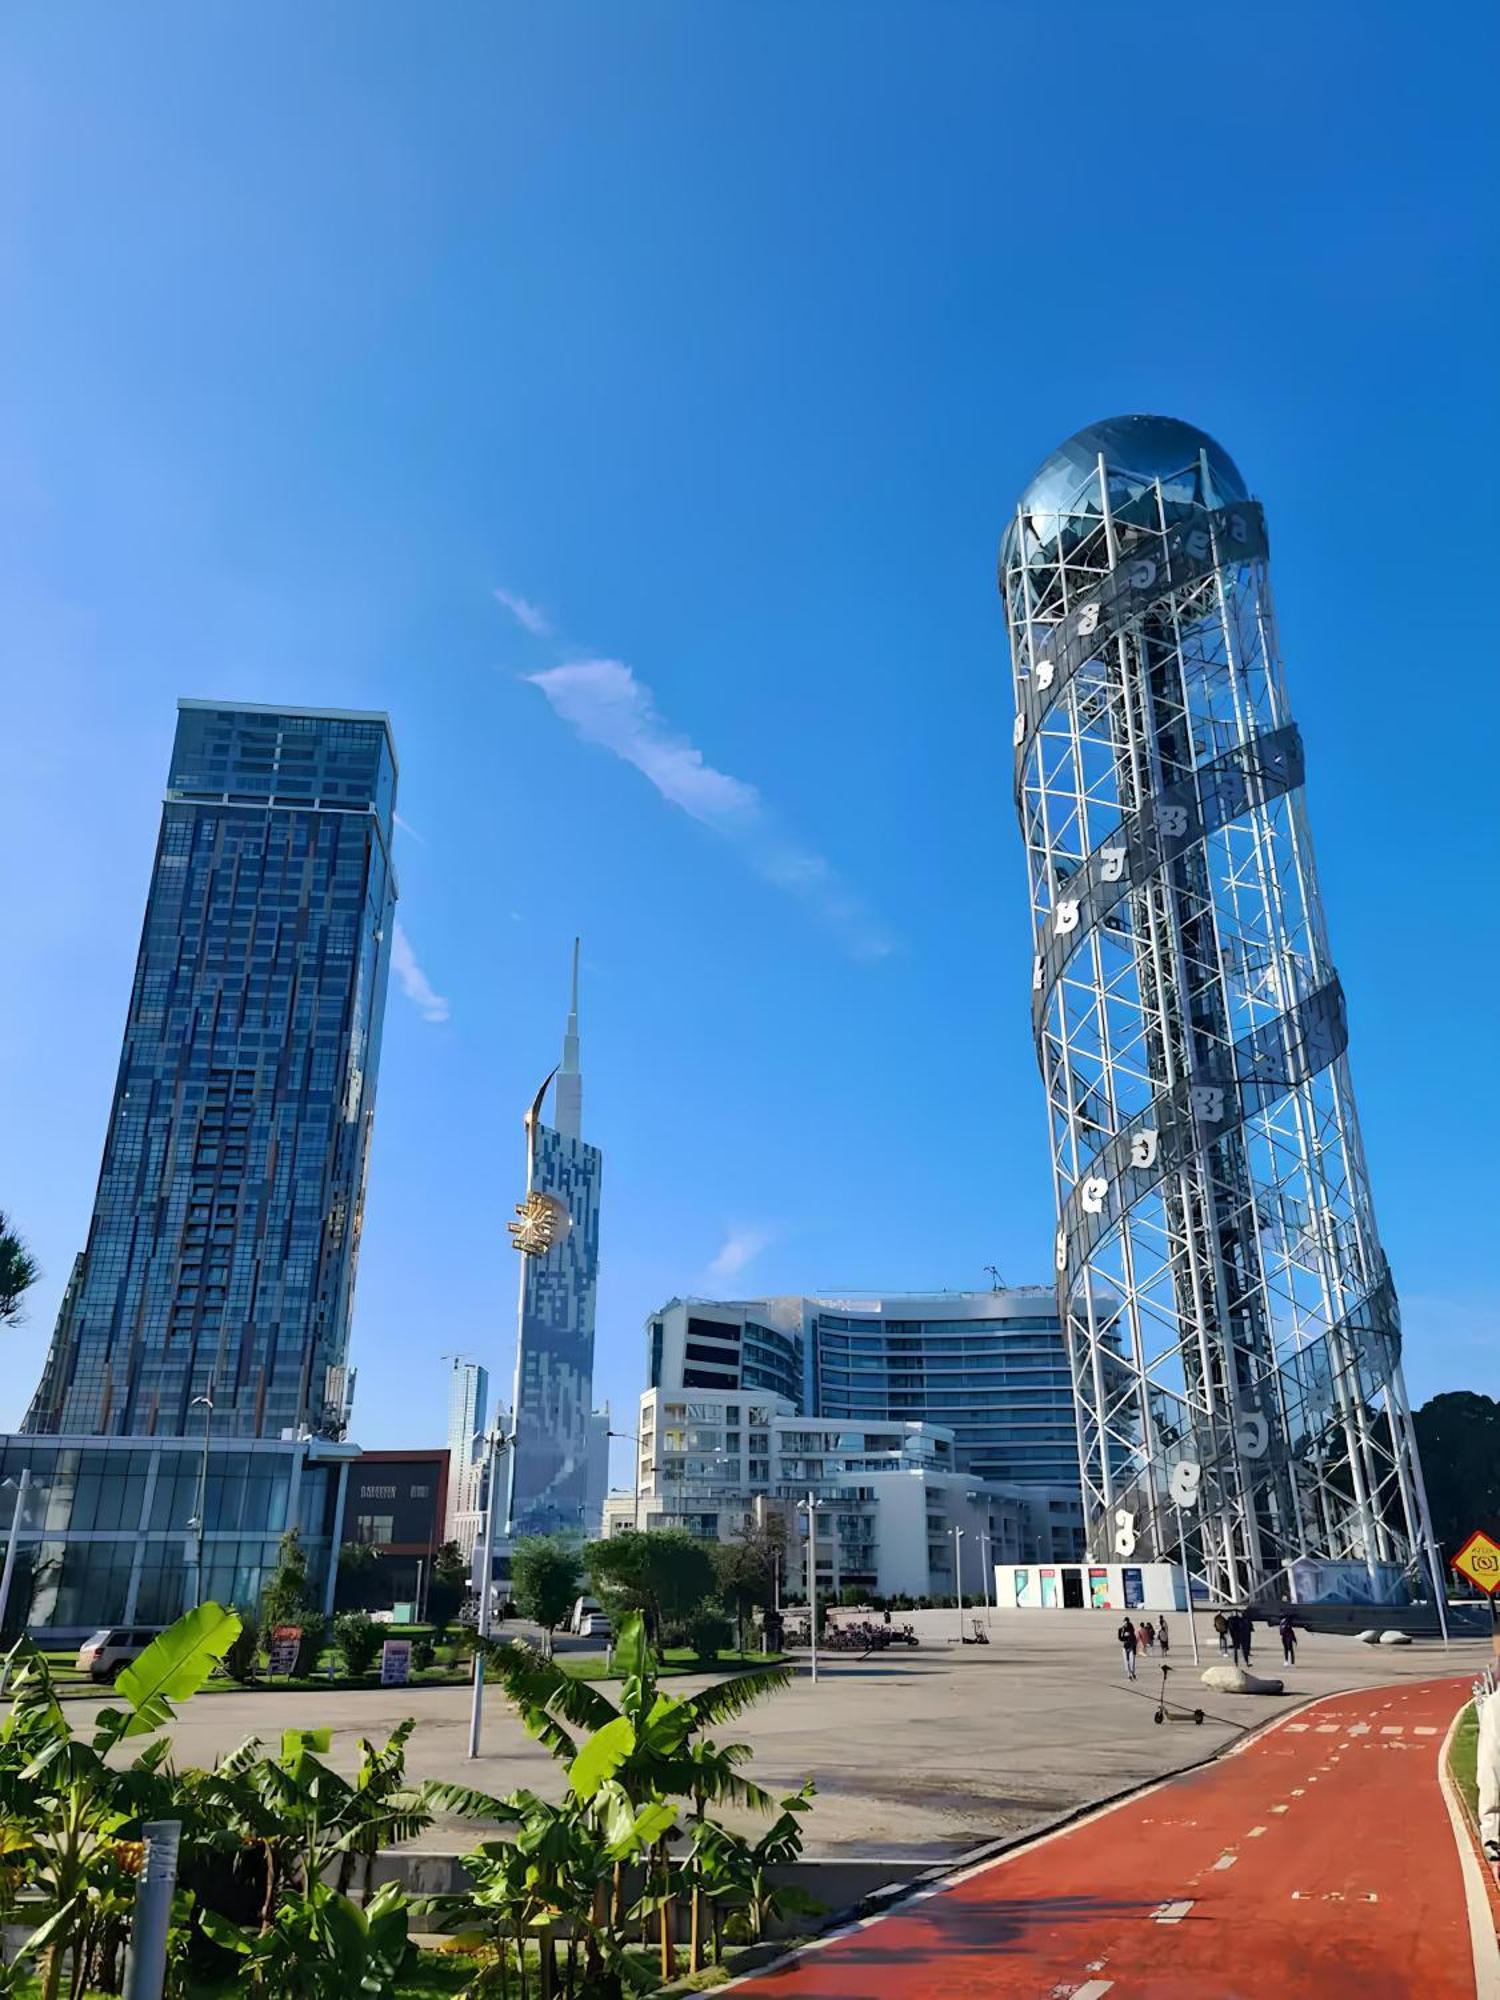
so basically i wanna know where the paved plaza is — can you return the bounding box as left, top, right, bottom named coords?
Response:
left=87, top=1612, right=1496, bottom=1861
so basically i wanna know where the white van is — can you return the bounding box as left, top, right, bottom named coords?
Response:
left=569, top=1595, right=604, bottom=1635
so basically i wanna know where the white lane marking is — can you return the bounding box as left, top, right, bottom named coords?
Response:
left=1154, top=1901, right=1194, bottom=1924
left=1347, top=1722, right=1370, bottom=1737
left=1248, top=1826, right=1267, bottom=1838
left=1316, top=1723, right=1338, bottom=1733
left=1380, top=1725, right=1403, bottom=1736
left=1271, top=1804, right=1289, bottom=1813
left=1413, top=1726, right=1438, bottom=1736
left=1286, top=1722, right=1309, bottom=1732
left=1212, top=1853, right=1238, bottom=1870
left=1071, top=1983, right=1115, bottom=1999
left=1291, top=1787, right=1306, bottom=1796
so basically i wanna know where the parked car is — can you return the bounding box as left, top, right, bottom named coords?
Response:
left=77, top=1625, right=167, bottom=1683
left=569, top=1594, right=605, bottom=1635
left=579, top=1612, right=613, bottom=1643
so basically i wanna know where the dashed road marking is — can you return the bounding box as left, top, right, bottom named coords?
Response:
left=1212, top=1853, right=1238, bottom=1870
left=1271, top=1804, right=1289, bottom=1814
left=1316, top=1723, right=1338, bottom=1733
left=1070, top=1983, right=1114, bottom=1999
left=1248, top=1826, right=1267, bottom=1838
left=1380, top=1725, right=1403, bottom=1736
left=1291, top=1788, right=1306, bottom=1796
left=1286, top=1722, right=1309, bottom=1732
left=1154, top=1901, right=1194, bottom=1924
left=1413, top=1726, right=1437, bottom=1736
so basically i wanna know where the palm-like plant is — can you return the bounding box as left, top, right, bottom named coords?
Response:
left=473, top=1613, right=792, bottom=1982
left=1, top=1603, right=242, bottom=1999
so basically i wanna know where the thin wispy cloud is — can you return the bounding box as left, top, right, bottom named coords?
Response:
left=390, top=920, right=450, bottom=1024
left=526, top=658, right=895, bottom=960
left=707, top=1224, right=774, bottom=1284
left=494, top=587, right=553, bottom=639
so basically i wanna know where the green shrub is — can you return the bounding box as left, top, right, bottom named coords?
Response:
left=334, top=1610, right=382, bottom=1678
left=222, top=1607, right=260, bottom=1683
left=412, top=1635, right=435, bottom=1671
left=680, top=1607, right=734, bottom=1662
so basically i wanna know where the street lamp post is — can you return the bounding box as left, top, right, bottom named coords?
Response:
left=979, top=1529, right=994, bottom=1627
left=189, top=1392, right=214, bottom=1610
left=953, top=1525, right=966, bottom=1644
left=798, top=1492, right=827, bottom=1685
left=607, top=1428, right=642, bottom=1529
left=467, top=1425, right=510, bottom=1761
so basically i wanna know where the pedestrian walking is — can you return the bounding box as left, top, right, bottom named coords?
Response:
left=1278, top=1612, right=1297, bottom=1667
left=1229, top=1612, right=1243, bottom=1665
left=1240, top=1612, right=1254, bottom=1665
left=1139, top=1619, right=1154, bottom=1652
left=1157, top=1615, right=1170, bottom=1657
left=1214, top=1610, right=1229, bottom=1656
left=1118, top=1615, right=1139, bottom=1681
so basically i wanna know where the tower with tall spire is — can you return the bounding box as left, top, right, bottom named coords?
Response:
left=554, top=937, right=583, bottom=1140
left=505, top=942, right=604, bottom=1539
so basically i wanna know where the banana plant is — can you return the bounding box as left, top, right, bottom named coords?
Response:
left=201, top=1877, right=413, bottom=1996
left=422, top=1779, right=670, bottom=1999
left=479, top=1613, right=795, bottom=1984
left=1, top=1604, right=241, bottom=2000
left=202, top=1720, right=431, bottom=1925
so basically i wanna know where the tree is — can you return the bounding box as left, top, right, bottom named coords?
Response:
left=714, top=1528, right=780, bottom=1654
left=333, top=1611, right=382, bottom=1678
left=260, top=1529, right=325, bottom=1675
left=511, top=1537, right=583, bottom=1657
left=585, top=1530, right=717, bottom=1644
left=1412, top=1392, right=1500, bottom=1562
left=334, top=1540, right=382, bottom=1614
left=426, top=1540, right=467, bottom=1640
left=0, top=1212, right=39, bottom=1327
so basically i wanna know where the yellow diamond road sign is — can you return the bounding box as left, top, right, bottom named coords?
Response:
left=1451, top=1530, right=1500, bottom=1596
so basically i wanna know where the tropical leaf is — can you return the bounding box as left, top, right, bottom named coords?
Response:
left=423, top=1779, right=523, bottom=1822
left=112, top=1603, right=242, bottom=1737
left=567, top=1713, right=635, bottom=1800
left=486, top=1640, right=619, bottom=1735
left=611, top=1611, right=650, bottom=1679
left=281, top=1725, right=334, bottom=1760
left=680, top=1662, right=793, bottom=1730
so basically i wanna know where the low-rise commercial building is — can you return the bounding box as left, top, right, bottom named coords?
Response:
left=601, top=1388, right=1083, bottom=1600
left=342, top=1447, right=448, bottom=1612
left=0, top=1430, right=357, bottom=1643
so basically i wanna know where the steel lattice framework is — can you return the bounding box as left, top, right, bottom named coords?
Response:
left=1000, top=416, right=1445, bottom=1610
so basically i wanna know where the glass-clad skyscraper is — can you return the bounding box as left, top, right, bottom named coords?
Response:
left=505, top=947, right=603, bottom=1538
left=1001, top=416, right=1444, bottom=1607
left=26, top=700, right=397, bottom=1441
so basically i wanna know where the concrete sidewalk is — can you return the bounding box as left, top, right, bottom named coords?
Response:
left=78, top=1610, right=1494, bottom=1863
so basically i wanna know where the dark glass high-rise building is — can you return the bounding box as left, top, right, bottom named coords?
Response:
left=25, top=700, right=397, bottom=1441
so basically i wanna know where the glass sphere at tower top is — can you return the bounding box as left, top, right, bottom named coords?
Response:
left=1002, top=414, right=1249, bottom=573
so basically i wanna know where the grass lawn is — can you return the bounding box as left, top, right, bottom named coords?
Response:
left=1449, top=1702, right=1480, bottom=1823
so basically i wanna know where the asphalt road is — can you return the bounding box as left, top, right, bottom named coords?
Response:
left=726, top=1675, right=1499, bottom=1999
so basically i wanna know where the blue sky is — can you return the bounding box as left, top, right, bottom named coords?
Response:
left=2, top=6, right=1495, bottom=1472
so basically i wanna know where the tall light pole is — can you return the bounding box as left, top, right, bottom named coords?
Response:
left=0, top=1468, right=32, bottom=1645
left=798, top=1492, right=826, bottom=1685
left=467, top=1424, right=510, bottom=1761
left=608, top=1428, right=641, bottom=1529
left=188, top=1392, right=214, bottom=1610
left=953, top=1525, right=966, bottom=1644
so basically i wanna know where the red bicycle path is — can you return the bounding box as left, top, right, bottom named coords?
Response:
left=730, top=1673, right=1489, bottom=2000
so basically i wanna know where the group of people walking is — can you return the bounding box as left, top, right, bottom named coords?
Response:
left=1116, top=1614, right=1169, bottom=1680
left=1117, top=1607, right=1303, bottom=1680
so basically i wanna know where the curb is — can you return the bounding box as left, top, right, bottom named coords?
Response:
left=1438, top=1697, right=1500, bottom=1996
